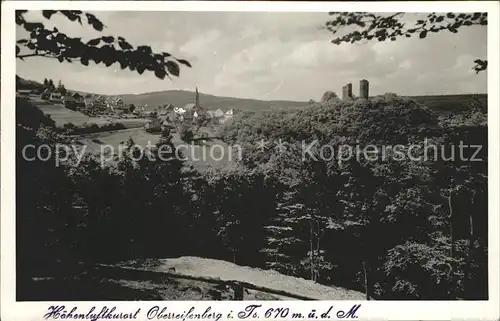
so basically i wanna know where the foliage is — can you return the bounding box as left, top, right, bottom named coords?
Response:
left=218, top=95, right=487, bottom=299
left=325, top=12, right=487, bottom=73
left=16, top=10, right=191, bottom=79
left=320, top=91, right=340, bottom=104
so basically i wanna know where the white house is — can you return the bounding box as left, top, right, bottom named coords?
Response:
left=214, top=108, right=224, bottom=118
left=222, top=108, right=234, bottom=123
left=115, top=97, right=125, bottom=108
left=50, top=92, right=62, bottom=102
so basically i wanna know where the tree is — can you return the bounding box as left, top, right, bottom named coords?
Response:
left=56, top=80, right=67, bottom=95
left=16, top=10, right=191, bottom=79
left=60, top=84, right=67, bottom=95
left=48, top=79, right=55, bottom=91
left=128, top=104, right=136, bottom=113
left=325, top=12, right=487, bottom=73
left=320, top=91, right=339, bottom=104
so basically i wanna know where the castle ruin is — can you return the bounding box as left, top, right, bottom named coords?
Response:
left=340, top=79, right=370, bottom=100
left=341, top=83, right=352, bottom=100
left=359, top=79, right=369, bottom=99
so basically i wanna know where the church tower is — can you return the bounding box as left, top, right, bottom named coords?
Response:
left=195, top=87, right=200, bottom=108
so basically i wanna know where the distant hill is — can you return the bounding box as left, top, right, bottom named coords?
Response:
left=409, top=94, right=487, bottom=114
left=16, top=76, right=44, bottom=90
left=121, top=90, right=487, bottom=114
left=16, top=76, right=486, bottom=114
left=120, top=90, right=308, bottom=112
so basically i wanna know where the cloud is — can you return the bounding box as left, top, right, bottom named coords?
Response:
left=16, top=11, right=487, bottom=101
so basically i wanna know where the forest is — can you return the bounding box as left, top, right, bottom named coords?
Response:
left=16, top=91, right=488, bottom=300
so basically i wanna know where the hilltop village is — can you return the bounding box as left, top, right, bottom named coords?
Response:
left=20, top=82, right=236, bottom=134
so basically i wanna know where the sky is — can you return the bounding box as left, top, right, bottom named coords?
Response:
left=16, top=11, right=488, bottom=101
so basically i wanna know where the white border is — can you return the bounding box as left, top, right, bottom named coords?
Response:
left=1, top=2, right=499, bottom=320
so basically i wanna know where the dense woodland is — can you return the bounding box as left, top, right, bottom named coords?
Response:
left=14, top=9, right=489, bottom=301
left=17, top=91, right=488, bottom=300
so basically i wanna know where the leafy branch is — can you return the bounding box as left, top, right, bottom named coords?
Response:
left=16, top=10, right=191, bottom=79
left=325, top=12, right=487, bottom=73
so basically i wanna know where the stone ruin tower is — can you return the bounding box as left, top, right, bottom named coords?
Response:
left=342, top=83, right=353, bottom=100
left=340, top=80, right=370, bottom=101
left=359, top=79, right=369, bottom=99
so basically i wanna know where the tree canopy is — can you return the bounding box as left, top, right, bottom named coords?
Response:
left=15, top=10, right=191, bottom=79
left=325, top=12, right=487, bottom=73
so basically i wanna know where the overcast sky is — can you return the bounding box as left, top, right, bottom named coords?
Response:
left=16, top=11, right=487, bottom=101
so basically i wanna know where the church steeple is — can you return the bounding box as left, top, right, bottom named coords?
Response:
left=195, top=87, right=200, bottom=107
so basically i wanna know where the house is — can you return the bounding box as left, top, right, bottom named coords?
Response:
left=40, top=88, right=52, bottom=100
left=106, top=96, right=127, bottom=111
left=50, top=92, right=63, bottom=103
left=63, top=95, right=77, bottom=110
left=159, top=111, right=177, bottom=128
left=115, top=97, right=125, bottom=108
left=72, top=92, right=83, bottom=101
left=71, top=93, right=86, bottom=109
left=174, top=107, right=187, bottom=121
left=94, top=102, right=108, bottom=113
left=222, top=108, right=234, bottom=123
left=84, top=95, right=94, bottom=109
left=206, top=110, right=215, bottom=119
left=83, top=95, right=107, bottom=114
left=214, top=108, right=224, bottom=118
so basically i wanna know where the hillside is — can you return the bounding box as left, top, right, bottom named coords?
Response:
left=410, top=94, right=487, bottom=114
left=16, top=75, right=45, bottom=90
